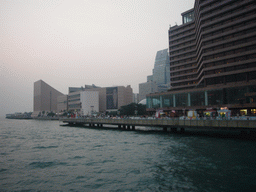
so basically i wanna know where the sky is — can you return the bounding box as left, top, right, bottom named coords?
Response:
left=0, top=0, right=194, bottom=116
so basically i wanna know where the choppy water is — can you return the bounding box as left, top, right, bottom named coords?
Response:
left=0, top=117, right=256, bottom=191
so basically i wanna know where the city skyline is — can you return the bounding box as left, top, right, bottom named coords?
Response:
left=0, top=0, right=195, bottom=116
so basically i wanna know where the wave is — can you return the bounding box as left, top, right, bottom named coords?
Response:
left=29, top=161, right=67, bottom=169
left=32, top=146, right=58, bottom=149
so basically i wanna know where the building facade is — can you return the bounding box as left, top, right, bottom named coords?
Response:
left=33, top=80, right=64, bottom=117
left=133, top=93, right=139, bottom=104
left=67, top=85, right=133, bottom=114
left=57, top=95, right=68, bottom=113
left=139, top=49, right=170, bottom=102
left=147, top=75, right=153, bottom=82
left=80, top=91, right=99, bottom=116
left=147, top=0, right=256, bottom=116
left=139, top=81, right=158, bottom=102
left=152, top=48, right=170, bottom=90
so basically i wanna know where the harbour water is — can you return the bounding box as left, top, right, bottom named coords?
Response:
left=0, top=117, right=256, bottom=191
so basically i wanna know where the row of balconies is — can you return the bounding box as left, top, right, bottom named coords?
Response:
left=169, top=15, right=256, bottom=62
left=171, top=49, right=256, bottom=82
left=190, top=0, right=253, bottom=63
left=169, top=31, right=255, bottom=71
left=172, top=59, right=256, bottom=84
left=168, top=2, right=254, bottom=44
left=170, top=24, right=256, bottom=76
left=169, top=0, right=256, bottom=90
left=171, top=65, right=256, bottom=90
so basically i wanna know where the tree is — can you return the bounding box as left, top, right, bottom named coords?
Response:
left=119, top=103, right=147, bottom=116
left=47, top=111, right=55, bottom=117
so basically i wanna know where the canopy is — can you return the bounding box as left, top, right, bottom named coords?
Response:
left=217, top=109, right=231, bottom=113
left=204, top=109, right=216, bottom=113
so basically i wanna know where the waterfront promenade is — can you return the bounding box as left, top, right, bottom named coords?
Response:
left=61, top=117, right=256, bottom=133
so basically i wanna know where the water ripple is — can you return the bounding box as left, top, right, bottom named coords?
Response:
left=0, top=118, right=256, bottom=191
left=33, top=146, right=58, bottom=149
left=29, top=161, right=67, bottom=169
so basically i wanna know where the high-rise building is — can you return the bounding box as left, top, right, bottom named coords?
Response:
left=139, top=49, right=170, bottom=102
left=133, top=93, right=139, bottom=104
left=147, top=75, right=153, bottom=82
left=147, top=0, right=256, bottom=116
left=153, top=48, right=170, bottom=90
left=32, top=80, right=64, bottom=117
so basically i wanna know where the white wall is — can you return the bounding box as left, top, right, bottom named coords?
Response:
left=80, top=91, right=99, bottom=116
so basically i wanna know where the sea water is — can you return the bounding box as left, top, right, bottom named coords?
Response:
left=0, top=117, right=256, bottom=191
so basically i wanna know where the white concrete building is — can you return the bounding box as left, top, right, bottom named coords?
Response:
left=80, top=91, right=99, bottom=116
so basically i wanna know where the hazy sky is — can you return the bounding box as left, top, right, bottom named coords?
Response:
left=0, top=0, right=194, bottom=116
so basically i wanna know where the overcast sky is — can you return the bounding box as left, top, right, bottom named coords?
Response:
left=0, top=0, right=194, bottom=116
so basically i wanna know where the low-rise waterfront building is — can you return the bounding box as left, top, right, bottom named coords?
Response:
left=32, top=80, right=64, bottom=117
left=67, top=85, right=133, bottom=114
left=57, top=95, right=68, bottom=113
left=67, top=91, right=99, bottom=116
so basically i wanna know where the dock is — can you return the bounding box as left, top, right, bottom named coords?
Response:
left=61, top=118, right=256, bottom=134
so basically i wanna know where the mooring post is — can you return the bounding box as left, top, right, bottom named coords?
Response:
left=132, top=126, right=135, bottom=130
left=163, top=127, right=167, bottom=132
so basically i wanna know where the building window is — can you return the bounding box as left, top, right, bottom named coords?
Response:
left=226, top=87, right=248, bottom=104
left=248, top=71, right=256, bottom=80
left=162, top=95, right=173, bottom=108
left=191, top=92, right=205, bottom=106
left=152, top=96, right=160, bottom=109
left=176, top=93, right=188, bottom=107
left=208, top=89, right=223, bottom=106
left=183, top=11, right=195, bottom=24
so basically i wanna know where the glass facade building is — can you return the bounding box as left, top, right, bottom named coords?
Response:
left=153, top=49, right=170, bottom=88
